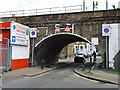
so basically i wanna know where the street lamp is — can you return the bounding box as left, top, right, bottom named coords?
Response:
left=93, top=0, right=98, bottom=11
left=106, top=0, right=108, bottom=10
left=83, top=0, right=85, bottom=11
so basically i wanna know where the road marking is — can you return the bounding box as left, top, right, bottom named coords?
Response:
left=74, top=73, right=118, bottom=86
left=31, top=72, right=50, bottom=78
left=74, top=73, right=98, bottom=83
left=23, top=72, right=50, bottom=78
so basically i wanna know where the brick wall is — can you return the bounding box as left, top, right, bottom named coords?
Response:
left=1, top=9, right=120, bottom=59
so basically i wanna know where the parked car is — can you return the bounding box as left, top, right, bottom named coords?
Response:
left=82, top=52, right=89, bottom=58
left=74, top=53, right=85, bottom=63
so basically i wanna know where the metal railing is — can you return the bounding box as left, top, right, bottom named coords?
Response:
left=0, top=5, right=82, bottom=17
left=0, top=38, right=11, bottom=72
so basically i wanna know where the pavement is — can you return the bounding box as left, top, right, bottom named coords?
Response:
left=73, top=56, right=120, bottom=85
left=2, top=56, right=120, bottom=85
left=2, top=58, right=73, bottom=77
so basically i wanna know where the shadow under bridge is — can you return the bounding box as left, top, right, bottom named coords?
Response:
left=35, top=33, right=92, bottom=65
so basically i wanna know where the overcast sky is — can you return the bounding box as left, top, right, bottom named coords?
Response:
left=0, top=0, right=120, bottom=12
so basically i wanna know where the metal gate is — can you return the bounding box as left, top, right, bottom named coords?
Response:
left=0, top=38, right=11, bottom=72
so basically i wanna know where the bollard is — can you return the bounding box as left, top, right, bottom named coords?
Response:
left=82, top=60, right=85, bottom=71
left=41, top=59, right=44, bottom=69
left=82, top=63, right=85, bottom=71
left=89, top=62, right=96, bottom=73
left=90, top=56, right=92, bottom=63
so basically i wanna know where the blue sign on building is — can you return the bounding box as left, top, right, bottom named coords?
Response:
left=12, top=36, right=16, bottom=42
left=13, top=25, right=16, bottom=30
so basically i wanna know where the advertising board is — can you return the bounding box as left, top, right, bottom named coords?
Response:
left=10, top=21, right=29, bottom=46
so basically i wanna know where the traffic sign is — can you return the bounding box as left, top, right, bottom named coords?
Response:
left=91, top=38, right=98, bottom=45
left=102, top=24, right=111, bottom=36
left=104, top=28, right=110, bottom=33
left=30, top=28, right=37, bottom=38
left=54, top=26, right=61, bottom=32
left=31, top=31, right=35, bottom=35
left=64, top=25, right=71, bottom=32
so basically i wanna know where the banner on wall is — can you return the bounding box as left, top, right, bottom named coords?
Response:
left=10, top=21, right=29, bottom=46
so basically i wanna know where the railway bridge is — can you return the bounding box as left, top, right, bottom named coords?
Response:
left=1, top=9, right=120, bottom=65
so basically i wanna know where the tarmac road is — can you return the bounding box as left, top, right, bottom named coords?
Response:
left=2, top=63, right=118, bottom=89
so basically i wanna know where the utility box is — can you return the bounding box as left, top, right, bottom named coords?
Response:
left=0, top=21, right=30, bottom=70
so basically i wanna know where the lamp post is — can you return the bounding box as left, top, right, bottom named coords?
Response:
left=93, top=0, right=98, bottom=11
left=106, top=0, right=108, bottom=10
left=83, top=0, right=85, bottom=11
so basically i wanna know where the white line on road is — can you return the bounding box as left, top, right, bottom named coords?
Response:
left=74, top=73, right=118, bottom=86
left=74, top=73, right=98, bottom=83
left=31, top=72, right=50, bottom=78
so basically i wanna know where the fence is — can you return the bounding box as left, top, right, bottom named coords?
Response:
left=0, top=38, right=11, bottom=72
left=0, top=5, right=82, bottom=17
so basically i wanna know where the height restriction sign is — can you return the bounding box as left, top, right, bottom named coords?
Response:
left=54, top=26, right=61, bottom=32
left=102, top=24, right=111, bottom=36
left=64, top=25, right=71, bottom=32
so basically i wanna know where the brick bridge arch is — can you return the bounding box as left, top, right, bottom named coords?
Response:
left=35, top=33, right=92, bottom=65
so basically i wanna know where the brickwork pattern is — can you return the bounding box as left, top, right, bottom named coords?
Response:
left=1, top=9, right=120, bottom=59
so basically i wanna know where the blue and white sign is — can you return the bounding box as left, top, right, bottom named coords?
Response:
left=30, top=28, right=37, bottom=38
left=12, top=36, right=16, bottom=42
left=10, top=21, right=30, bottom=46
left=13, top=25, right=16, bottom=30
left=104, top=28, right=109, bottom=33
left=31, top=31, right=35, bottom=35
left=102, top=24, right=111, bottom=36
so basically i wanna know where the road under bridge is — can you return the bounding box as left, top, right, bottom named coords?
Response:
left=35, top=33, right=92, bottom=65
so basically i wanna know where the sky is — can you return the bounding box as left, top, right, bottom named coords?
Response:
left=0, top=0, right=120, bottom=12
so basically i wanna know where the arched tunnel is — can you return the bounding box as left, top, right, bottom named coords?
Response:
left=35, top=33, right=92, bottom=65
